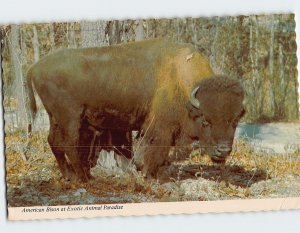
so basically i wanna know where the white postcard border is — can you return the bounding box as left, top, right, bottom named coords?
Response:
left=8, top=198, right=300, bottom=221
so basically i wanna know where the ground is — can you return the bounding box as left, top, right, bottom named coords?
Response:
left=5, top=131, right=300, bottom=207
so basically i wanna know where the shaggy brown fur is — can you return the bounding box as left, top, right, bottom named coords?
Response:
left=26, top=39, right=243, bottom=182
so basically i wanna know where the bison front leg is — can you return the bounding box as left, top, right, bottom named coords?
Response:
left=171, top=135, right=194, bottom=161
left=141, top=131, right=173, bottom=178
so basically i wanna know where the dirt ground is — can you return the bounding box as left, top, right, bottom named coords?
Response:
left=5, top=131, right=300, bottom=207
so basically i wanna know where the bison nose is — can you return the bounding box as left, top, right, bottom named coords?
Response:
left=209, top=143, right=231, bottom=163
left=215, top=143, right=231, bottom=155
left=217, top=145, right=231, bottom=154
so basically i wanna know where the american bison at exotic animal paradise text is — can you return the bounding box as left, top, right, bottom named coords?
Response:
left=26, top=39, right=245, bottom=182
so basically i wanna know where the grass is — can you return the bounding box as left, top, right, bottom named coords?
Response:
left=4, top=131, right=300, bottom=206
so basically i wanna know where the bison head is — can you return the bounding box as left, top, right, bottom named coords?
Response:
left=186, top=76, right=245, bottom=163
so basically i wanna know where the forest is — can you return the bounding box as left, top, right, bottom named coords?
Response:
left=1, top=14, right=298, bottom=134
left=1, top=14, right=300, bottom=207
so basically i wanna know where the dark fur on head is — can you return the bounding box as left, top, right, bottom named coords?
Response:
left=196, top=75, right=244, bottom=97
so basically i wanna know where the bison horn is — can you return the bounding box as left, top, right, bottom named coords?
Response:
left=190, top=86, right=200, bottom=109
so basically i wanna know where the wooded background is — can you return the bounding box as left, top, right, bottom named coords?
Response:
left=1, top=14, right=299, bottom=133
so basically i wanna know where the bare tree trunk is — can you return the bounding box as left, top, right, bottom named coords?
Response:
left=49, top=23, right=55, bottom=52
left=32, top=26, right=40, bottom=62
left=254, top=17, right=263, bottom=116
left=146, top=20, right=149, bottom=38
left=191, top=18, right=198, bottom=47
left=269, top=15, right=276, bottom=118
left=248, top=17, right=261, bottom=119
left=67, top=22, right=77, bottom=48
left=31, top=25, right=49, bottom=131
left=121, top=20, right=128, bottom=42
left=21, top=28, right=28, bottom=65
left=276, top=42, right=287, bottom=119
left=176, top=18, right=180, bottom=42
left=210, top=22, right=221, bottom=73
left=236, top=16, right=245, bottom=79
left=135, top=20, right=144, bottom=41
left=149, top=19, right=157, bottom=39
left=107, top=20, right=121, bottom=45
left=10, top=25, right=28, bottom=131
left=81, top=21, right=107, bottom=47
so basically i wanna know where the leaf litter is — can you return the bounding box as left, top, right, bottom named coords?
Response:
left=5, top=132, right=300, bottom=207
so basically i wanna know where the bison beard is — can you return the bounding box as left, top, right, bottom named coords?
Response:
left=26, top=39, right=244, bottom=182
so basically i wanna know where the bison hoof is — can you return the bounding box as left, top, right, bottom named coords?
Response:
left=142, top=168, right=157, bottom=180
left=61, top=169, right=77, bottom=182
left=64, top=173, right=93, bottom=183
left=62, top=174, right=78, bottom=183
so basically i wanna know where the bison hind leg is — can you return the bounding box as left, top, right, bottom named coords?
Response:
left=50, top=147, right=76, bottom=181
left=48, top=122, right=76, bottom=181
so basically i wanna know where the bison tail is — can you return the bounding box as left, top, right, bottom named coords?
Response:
left=26, top=68, right=37, bottom=133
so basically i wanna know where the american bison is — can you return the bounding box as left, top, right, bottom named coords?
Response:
left=26, top=39, right=245, bottom=182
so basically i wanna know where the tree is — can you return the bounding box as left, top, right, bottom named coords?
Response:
left=81, top=21, right=107, bottom=47
left=49, top=23, right=55, bottom=51
left=106, top=20, right=121, bottom=45
left=135, top=20, right=145, bottom=41
left=9, top=25, right=29, bottom=130
left=32, top=25, right=40, bottom=62
left=67, top=22, right=77, bottom=48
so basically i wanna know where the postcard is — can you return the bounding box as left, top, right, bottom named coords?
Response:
left=1, top=14, right=299, bottom=220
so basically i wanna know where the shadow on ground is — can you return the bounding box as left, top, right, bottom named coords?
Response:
left=159, top=164, right=268, bottom=187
